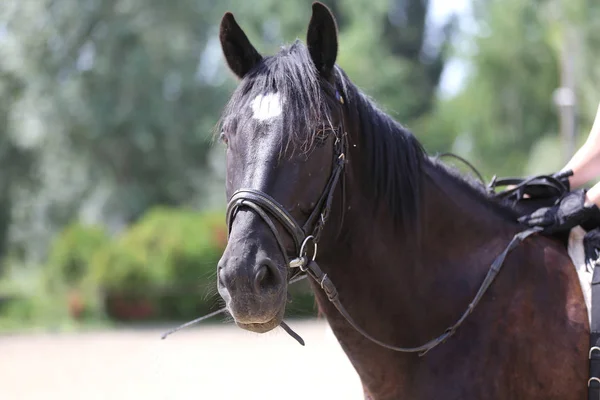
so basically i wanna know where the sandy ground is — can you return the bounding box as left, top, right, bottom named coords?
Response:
left=0, top=319, right=364, bottom=400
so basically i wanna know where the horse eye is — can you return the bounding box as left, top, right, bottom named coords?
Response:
left=220, top=131, right=229, bottom=145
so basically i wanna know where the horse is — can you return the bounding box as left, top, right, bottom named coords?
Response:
left=215, top=3, right=589, bottom=399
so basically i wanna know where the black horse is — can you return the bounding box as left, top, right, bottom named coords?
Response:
left=216, top=3, right=588, bottom=399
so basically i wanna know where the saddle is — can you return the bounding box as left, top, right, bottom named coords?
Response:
left=489, top=170, right=573, bottom=217
left=488, top=170, right=600, bottom=240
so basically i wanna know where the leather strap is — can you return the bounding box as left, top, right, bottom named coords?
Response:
left=590, top=256, right=600, bottom=399
left=489, top=171, right=571, bottom=201
left=302, top=227, right=542, bottom=356
left=227, top=189, right=306, bottom=253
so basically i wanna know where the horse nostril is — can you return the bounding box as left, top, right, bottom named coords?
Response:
left=254, top=259, right=281, bottom=293
left=217, top=264, right=226, bottom=286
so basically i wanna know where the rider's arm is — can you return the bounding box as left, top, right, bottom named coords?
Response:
left=562, top=102, right=600, bottom=188
left=585, top=181, right=600, bottom=208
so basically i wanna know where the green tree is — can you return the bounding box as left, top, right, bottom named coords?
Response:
left=0, top=64, right=38, bottom=269
left=0, top=0, right=234, bottom=261
left=435, top=0, right=600, bottom=178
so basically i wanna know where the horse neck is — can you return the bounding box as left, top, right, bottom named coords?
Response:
left=315, top=150, right=522, bottom=351
left=418, top=161, right=521, bottom=255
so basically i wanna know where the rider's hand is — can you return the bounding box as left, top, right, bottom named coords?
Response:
left=518, top=189, right=599, bottom=234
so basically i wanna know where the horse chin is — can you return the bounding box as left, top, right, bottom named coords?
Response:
left=237, top=318, right=281, bottom=333
left=234, top=306, right=285, bottom=334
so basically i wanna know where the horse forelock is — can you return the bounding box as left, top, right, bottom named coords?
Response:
left=217, top=40, right=338, bottom=156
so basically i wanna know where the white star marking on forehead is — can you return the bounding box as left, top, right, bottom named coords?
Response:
left=250, top=93, right=283, bottom=121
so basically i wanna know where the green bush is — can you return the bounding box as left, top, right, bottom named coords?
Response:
left=45, top=223, right=112, bottom=320
left=47, top=223, right=111, bottom=288
left=91, top=206, right=225, bottom=290
left=90, top=206, right=227, bottom=320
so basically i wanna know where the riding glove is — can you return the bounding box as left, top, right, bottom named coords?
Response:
left=554, top=169, right=572, bottom=192
left=518, top=189, right=600, bottom=234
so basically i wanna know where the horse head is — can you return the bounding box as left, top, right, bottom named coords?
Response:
left=216, top=3, right=346, bottom=333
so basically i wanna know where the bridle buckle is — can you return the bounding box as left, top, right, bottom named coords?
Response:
left=299, top=235, right=318, bottom=262
left=289, top=257, right=307, bottom=269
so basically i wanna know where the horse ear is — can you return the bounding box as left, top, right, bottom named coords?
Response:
left=219, top=12, right=262, bottom=79
left=306, top=2, right=338, bottom=78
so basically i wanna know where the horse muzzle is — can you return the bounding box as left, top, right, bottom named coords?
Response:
left=217, top=243, right=288, bottom=332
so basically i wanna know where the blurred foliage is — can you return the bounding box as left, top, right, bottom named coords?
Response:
left=436, top=0, right=560, bottom=176
left=0, top=66, right=38, bottom=274
left=437, top=0, right=600, bottom=177
left=0, top=0, right=234, bottom=264
left=47, top=223, right=111, bottom=288
left=0, top=259, right=89, bottom=331
left=46, top=208, right=227, bottom=321
left=91, top=207, right=224, bottom=292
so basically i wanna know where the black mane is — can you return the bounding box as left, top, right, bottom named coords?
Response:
left=333, top=67, right=427, bottom=233
left=218, top=40, right=336, bottom=154
left=333, top=66, right=520, bottom=229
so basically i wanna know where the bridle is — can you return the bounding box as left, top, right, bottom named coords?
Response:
left=224, top=83, right=542, bottom=357
left=226, top=87, right=348, bottom=284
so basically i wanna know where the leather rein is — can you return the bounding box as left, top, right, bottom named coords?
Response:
left=225, top=86, right=542, bottom=357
